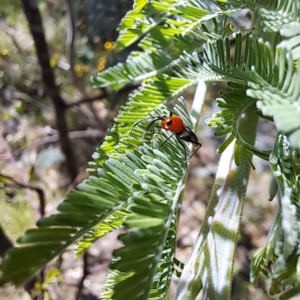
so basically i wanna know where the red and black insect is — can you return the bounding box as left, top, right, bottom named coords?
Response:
left=131, top=111, right=201, bottom=161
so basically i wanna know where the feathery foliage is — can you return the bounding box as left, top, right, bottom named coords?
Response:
left=251, top=134, right=300, bottom=300
left=1, top=0, right=300, bottom=299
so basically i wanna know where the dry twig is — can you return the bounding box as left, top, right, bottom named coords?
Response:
left=22, top=0, right=78, bottom=181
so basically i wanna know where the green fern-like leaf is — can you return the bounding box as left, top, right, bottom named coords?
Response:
left=212, top=0, right=296, bottom=12
left=75, top=211, right=126, bottom=257
left=248, top=45, right=300, bottom=149
left=201, top=30, right=300, bottom=151
left=206, top=84, right=270, bottom=163
left=0, top=99, right=196, bottom=300
left=92, top=1, right=242, bottom=91
left=4, top=0, right=300, bottom=298
left=100, top=147, right=184, bottom=299
left=250, top=134, right=300, bottom=299
left=177, top=103, right=258, bottom=300
left=115, top=0, right=171, bottom=50
left=0, top=176, right=128, bottom=285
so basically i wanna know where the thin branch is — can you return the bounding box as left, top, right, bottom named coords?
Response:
left=0, top=175, right=45, bottom=300
left=0, top=133, right=39, bottom=216
left=65, top=93, right=108, bottom=108
left=0, top=86, right=47, bottom=109
left=65, top=83, right=139, bottom=108
left=1, top=173, right=46, bottom=217
left=29, top=129, right=106, bottom=149
left=65, top=0, right=107, bottom=129
left=0, top=20, right=24, bottom=53
left=21, top=0, right=78, bottom=181
left=65, top=0, right=76, bottom=86
left=76, top=252, right=90, bottom=300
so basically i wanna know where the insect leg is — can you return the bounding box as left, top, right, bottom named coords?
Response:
left=189, top=144, right=201, bottom=159
left=161, top=132, right=176, bottom=147
left=176, top=134, right=187, bottom=161
left=179, top=135, right=202, bottom=159
left=179, top=127, right=202, bottom=159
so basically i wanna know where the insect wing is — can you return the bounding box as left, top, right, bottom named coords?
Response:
left=180, top=127, right=199, bottom=144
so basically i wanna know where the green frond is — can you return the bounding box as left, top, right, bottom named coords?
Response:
left=173, top=257, right=184, bottom=277
left=115, top=0, right=210, bottom=50
left=248, top=47, right=300, bottom=149
left=148, top=222, right=177, bottom=299
left=91, top=32, right=199, bottom=90
left=259, top=8, right=297, bottom=33
left=93, top=1, right=244, bottom=91
left=99, top=102, right=193, bottom=300
left=250, top=134, right=300, bottom=298
left=91, top=51, right=175, bottom=90
left=115, top=0, right=176, bottom=50
left=202, top=34, right=276, bottom=161
left=117, top=15, right=158, bottom=51
left=100, top=159, right=182, bottom=300
left=212, top=0, right=297, bottom=12
left=250, top=246, right=269, bottom=286
left=90, top=77, right=202, bottom=169
left=0, top=99, right=195, bottom=300
left=116, top=0, right=215, bottom=51
left=0, top=171, right=130, bottom=286
left=177, top=52, right=223, bottom=81
left=280, top=23, right=300, bottom=61
left=202, top=30, right=300, bottom=151
left=206, top=84, right=270, bottom=163
left=75, top=211, right=127, bottom=257
left=177, top=103, right=258, bottom=300
left=203, top=33, right=274, bottom=84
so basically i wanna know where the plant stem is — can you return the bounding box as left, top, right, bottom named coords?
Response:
left=176, top=103, right=258, bottom=300
left=21, top=0, right=78, bottom=181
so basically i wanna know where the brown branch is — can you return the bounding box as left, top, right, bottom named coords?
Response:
left=65, top=0, right=77, bottom=87
left=0, top=178, right=45, bottom=300
left=76, top=252, right=90, bottom=300
left=0, top=20, right=24, bottom=53
left=1, top=173, right=46, bottom=217
left=65, top=0, right=107, bottom=129
left=65, top=83, right=139, bottom=109
left=65, top=93, right=108, bottom=108
left=0, top=133, right=40, bottom=217
left=21, top=0, right=78, bottom=181
left=29, top=129, right=106, bottom=149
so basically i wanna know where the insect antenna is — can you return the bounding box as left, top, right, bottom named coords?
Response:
left=130, top=116, right=160, bottom=135
left=143, top=117, right=163, bottom=138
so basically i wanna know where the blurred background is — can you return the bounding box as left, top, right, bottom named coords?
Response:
left=0, top=1, right=277, bottom=299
